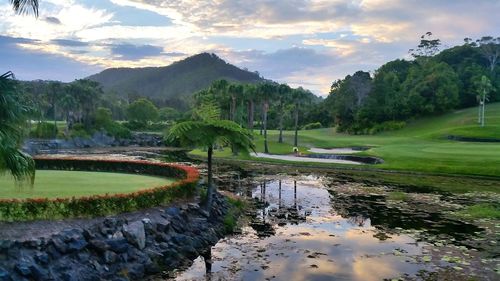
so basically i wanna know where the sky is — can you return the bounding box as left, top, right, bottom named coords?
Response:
left=1, top=0, right=499, bottom=96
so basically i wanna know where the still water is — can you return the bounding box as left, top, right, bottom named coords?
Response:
left=172, top=174, right=487, bottom=281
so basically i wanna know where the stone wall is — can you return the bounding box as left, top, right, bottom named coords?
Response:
left=0, top=194, right=230, bottom=281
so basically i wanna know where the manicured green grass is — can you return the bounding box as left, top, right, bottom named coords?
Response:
left=0, top=170, right=175, bottom=199
left=191, top=103, right=500, bottom=178
left=456, top=203, right=500, bottom=219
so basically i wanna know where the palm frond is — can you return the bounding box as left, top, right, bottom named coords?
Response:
left=10, top=0, right=38, bottom=17
left=0, top=71, right=35, bottom=183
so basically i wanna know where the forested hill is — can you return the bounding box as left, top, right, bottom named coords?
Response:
left=87, top=53, right=265, bottom=99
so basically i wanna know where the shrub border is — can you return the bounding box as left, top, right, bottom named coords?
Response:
left=0, top=157, right=200, bottom=221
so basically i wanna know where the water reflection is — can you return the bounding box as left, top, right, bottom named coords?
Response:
left=172, top=175, right=483, bottom=281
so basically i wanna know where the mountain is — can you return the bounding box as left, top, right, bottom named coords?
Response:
left=87, top=53, right=265, bottom=100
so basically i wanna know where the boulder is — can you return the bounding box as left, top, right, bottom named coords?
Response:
left=122, top=221, right=146, bottom=250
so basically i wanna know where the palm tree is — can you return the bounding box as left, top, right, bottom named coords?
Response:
left=277, top=84, right=291, bottom=143
left=9, top=0, right=38, bottom=17
left=167, top=101, right=255, bottom=212
left=0, top=72, right=35, bottom=182
left=291, top=88, right=309, bottom=147
left=258, top=83, right=276, bottom=154
left=0, top=0, right=38, bottom=183
left=475, top=75, right=493, bottom=127
left=244, top=84, right=256, bottom=131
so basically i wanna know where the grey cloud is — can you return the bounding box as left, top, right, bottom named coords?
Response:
left=51, top=39, right=89, bottom=47
left=44, top=16, right=61, bottom=25
left=0, top=35, right=39, bottom=45
left=164, top=52, right=186, bottom=57
left=110, top=43, right=164, bottom=60
left=222, top=47, right=336, bottom=80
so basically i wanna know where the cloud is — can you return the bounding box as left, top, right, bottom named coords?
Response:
left=110, top=43, right=164, bottom=59
left=50, top=38, right=88, bottom=47
left=1, top=0, right=499, bottom=96
left=44, top=16, right=61, bottom=25
left=0, top=35, right=101, bottom=81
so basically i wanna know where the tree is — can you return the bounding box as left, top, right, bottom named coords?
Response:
left=409, top=32, right=441, bottom=59
left=167, top=101, right=255, bottom=212
left=66, top=79, right=102, bottom=129
left=291, top=88, right=309, bottom=146
left=127, top=98, right=159, bottom=125
left=0, top=72, right=35, bottom=182
left=476, top=36, right=500, bottom=73
left=475, top=75, right=493, bottom=127
left=257, top=83, right=276, bottom=153
left=277, top=84, right=291, bottom=143
left=158, top=107, right=181, bottom=121
left=243, top=84, right=257, bottom=131
left=402, top=61, right=460, bottom=115
left=44, top=81, right=64, bottom=138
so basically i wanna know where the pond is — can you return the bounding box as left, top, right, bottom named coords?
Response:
left=170, top=174, right=499, bottom=281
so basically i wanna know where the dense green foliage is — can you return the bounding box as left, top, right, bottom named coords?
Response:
left=127, top=98, right=159, bottom=124
left=0, top=71, right=35, bottom=182
left=30, top=122, right=58, bottom=139
left=322, top=36, right=500, bottom=133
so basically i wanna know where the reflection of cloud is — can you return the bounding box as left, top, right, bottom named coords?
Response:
left=352, top=257, right=399, bottom=281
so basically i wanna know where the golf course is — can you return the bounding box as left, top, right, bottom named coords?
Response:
left=193, top=102, right=500, bottom=178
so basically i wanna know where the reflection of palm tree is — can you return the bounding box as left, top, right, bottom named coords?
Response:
left=278, top=180, right=282, bottom=209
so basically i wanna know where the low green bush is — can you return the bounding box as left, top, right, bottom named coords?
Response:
left=30, top=122, right=57, bottom=138
left=104, top=121, right=132, bottom=139
left=69, top=123, right=92, bottom=139
left=302, top=122, right=323, bottom=130
left=370, top=121, right=406, bottom=134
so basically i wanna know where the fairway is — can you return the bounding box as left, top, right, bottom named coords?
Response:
left=0, top=170, right=175, bottom=199
left=193, top=102, right=500, bottom=177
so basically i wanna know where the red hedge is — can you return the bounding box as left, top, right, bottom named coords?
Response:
left=0, top=157, right=200, bottom=221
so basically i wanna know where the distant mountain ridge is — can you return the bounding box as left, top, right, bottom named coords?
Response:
left=87, top=53, right=265, bottom=99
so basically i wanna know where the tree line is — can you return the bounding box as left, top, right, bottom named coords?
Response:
left=193, top=80, right=319, bottom=152
left=320, top=34, right=500, bottom=134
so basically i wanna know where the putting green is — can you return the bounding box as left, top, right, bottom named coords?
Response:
left=0, top=170, right=175, bottom=199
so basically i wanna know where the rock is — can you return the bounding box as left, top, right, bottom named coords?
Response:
left=67, top=238, right=87, bottom=252
left=103, top=251, right=117, bottom=264
left=156, top=221, right=171, bottom=233
left=105, top=238, right=129, bottom=254
left=29, top=264, right=49, bottom=281
left=122, top=221, right=146, bottom=250
left=34, top=252, right=49, bottom=265
left=14, top=262, right=31, bottom=276
left=126, top=263, right=145, bottom=280
left=89, top=239, right=109, bottom=253
left=165, top=207, right=180, bottom=217
left=52, top=238, right=68, bottom=254
left=0, top=267, right=11, bottom=281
